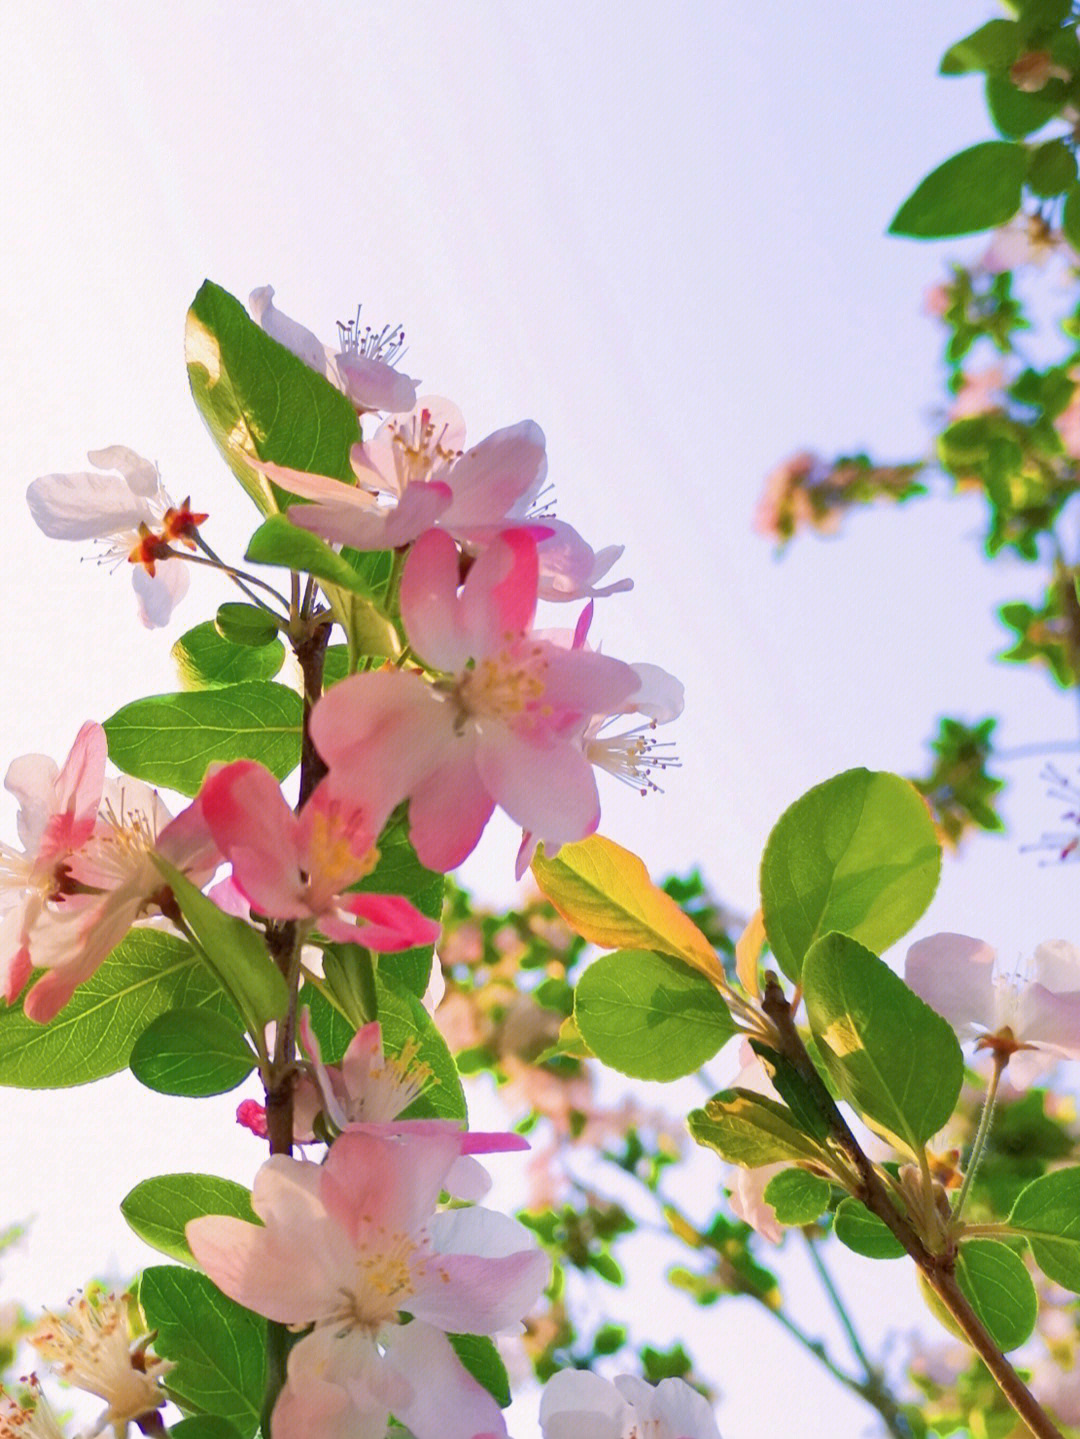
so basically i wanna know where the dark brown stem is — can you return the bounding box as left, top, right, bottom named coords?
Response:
left=295, top=622, right=331, bottom=806
left=761, top=976, right=1064, bottom=1439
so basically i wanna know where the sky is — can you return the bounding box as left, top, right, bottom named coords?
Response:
left=2, top=1, right=1075, bottom=1435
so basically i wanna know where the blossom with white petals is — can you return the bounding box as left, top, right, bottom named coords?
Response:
left=540, top=1370, right=721, bottom=1439
left=249, top=286, right=419, bottom=413
left=906, top=933, right=1080, bottom=1087
left=0, top=1378, right=68, bottom=1439
left=28, top=1290, right=172, bottom=1439
left=27, top=447, right=202, bottom=627
left=187, top=1126, right=549, bottom=1439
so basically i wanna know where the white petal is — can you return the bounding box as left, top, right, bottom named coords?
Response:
left=132, top=560, right=189, bottom=628
left=86, top=445, right=160, bottom=496
left=904, top=933, right=997, bottom=1036
left=27, top=471, right=155, bottom=540
left=540, top=1370, right=628, bottom=1439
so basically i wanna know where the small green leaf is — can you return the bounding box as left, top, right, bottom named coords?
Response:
left=155, top=859, right=289, bottom=1033
left=447, top=1334, right=512, bottom=1407
left=889, top=142, right=1026, bottom=238
left=130, top=1009, right=256, bottom=1096
left=986, top=74, right=1064, bottom=139
left=302, top=978, right=360, bottom=1063
left=1027, top=138, right=1078, bottom=197
left=689, top=1090, right=830, bottom=1169
left=172, top=622, right=284, bottom=690
left=121, top=1173, right=255, bottom=1267
left=833, top=1197, right=906, bottom=1258
left=185, top=280, right=360, bottom=515
left=954, top=1240, right=1038, bottom=1350
left=940, top=19, right=1021, bottom=75
left=574, top=949, right=734, bottom=1081
left=1063, top=183, right=1080, bottom=252
left=169, top=1420, right=243, bottom=1439
left=760, top=768, right=941, bottom=981
left=359, top=820, right=444, bottom=997
left=762, top=1169, right=831, bottom=1226
left=214, top=602, right=281, bottom=648
left=1009, top=1166, right=1080, bottom=1290
left=802, top=933, right=963, bottom=1156
left=0, top=931, right=233, bottom=1089
left=104, top=682, right=302, bottom=796
left=140, top=1265, right=266, bottom=1437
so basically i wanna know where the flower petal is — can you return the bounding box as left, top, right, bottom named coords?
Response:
left=132, top=560, right=189, bottom=628
left=904, top=933, right=998, bottom=1037
left=199, top=761, right=306, bottom=917
left=27, top=471, right=155, bottom=539
left=249, top=286, right=334, bottom=377
left=540, top=1370, right=629, bottom=1439
left=476, top=728, right=600, bottom=849
left=324, top=892, right=441, bottom=951
left=382, top=1322, right=508, bottom=1439
left=441, top=419, right=547, bottom=527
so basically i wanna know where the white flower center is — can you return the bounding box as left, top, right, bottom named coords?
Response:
left=585, top=720, right=681, bottom=795
left=329, top=1230, right=421, bottom=1335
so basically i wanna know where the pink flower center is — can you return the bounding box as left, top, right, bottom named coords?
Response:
left=388, top=408, right=461, bottom=489
left=305, top=810, right=379, bottom=910
left=454, top=642, right=552, bottom=727
left=330, top=1231, right=419, bottom=1334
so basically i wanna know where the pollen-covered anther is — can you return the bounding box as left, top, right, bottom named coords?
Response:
left=457, top=648, right=549, bottom=721
left=388, top=407, right=462, bottom=485
left=331, top=1232, right=420, bottom=1333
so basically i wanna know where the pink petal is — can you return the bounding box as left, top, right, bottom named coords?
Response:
left=400, top=528, right=473, bottom=670
left=538, top=646, right=641, bottom=722
left=418, top=1208, right=550, bottom=1334
left=318, top=1128, right=465, bottom=1246
left=324, top=892, right=441, bottom=951
left=353, top=397, right=468, bottom=495
left=1013, top=983, right=1080, bottom=1057
left=531, top=519, right=629, bottom=602
left=615, top=1376, right=722, bottom=1439
left=289, top=483, right=452, bottom=550
left=311, top=669, right=449, bottom=805
left=334, top=353, right=420, bottom=414
left=460, top=529, right=539, bottom=655
left=540, top=1370, right=628, bottom=1439
left=270, top=1372, right=362, bottom=1439
left=407, top=742, right=496, bottom=873
left=1031, top=940, right=1080, bottom=994
left=905, top=934, right=998, bottom=1036
left=249, top=287, right=334, bottom=378
left=199, top=761, right=307, bottom=917
left=476, top=728, right=600, bottom=848
left=441, top=419, right=547, bottom=528
left=625, top=663, right=685, bottom=722
left=382, top=1322, right=508, bottom=1439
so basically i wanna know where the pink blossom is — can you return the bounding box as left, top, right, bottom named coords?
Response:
left=922, top=283, right=952, bottom=319
left=187, top=1127, right=549, bottom=1439
left=249, top=287, right=419, bottom=413
left=15, top=778, right=219, bottom=1023
left=0, top=722, right=106, bottom=1009
left=978, top=216, right=1058, bottom=275
left=198, top=760, right=438, bottom=950
left=946, top=366, right=1008, bottom=421
left=905, top=933, right=1080, bottom=1087
left=312, top=529, right=641, bottom=871
left=27, top=447, right=196, bottom=627
left=539, top=1370, right=721, bottom=1439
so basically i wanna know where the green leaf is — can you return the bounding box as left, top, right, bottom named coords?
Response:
left=121, top=1173, right=255, bottom=1267
left=889, top=142, right=1026, bottom=238
left=802, top=933, right=963, bottom=1156
left=940, top=19, right=1021, bottom=75
left=689, top=1089, right=830, bottom=1169
left=749, top=1042, right=834, bottom=1141
left=172, top=622, right=285, bottom=690
left=155, top=860, right=289, bottom=1034
left=0, top=931, right=233, bottom=1089
left=321, top=943, right=378, bottom=1031
left=760, top=768, right=941, bottom=981
left=762, top=1169, right=831, bottom=1226
left=104, top=682, right=302, bottom=796
left=140, top=1265, right=266, bottom=1437
left=129, top=1009, right=256, bottom=1096
left=246, top=514, right=393, bottom=601
left=954, top=1240, right=1038, bottom=1350
left=362, top=820, right=445, bottom=996
left=447, top=1333, right=512, bottom=1407
left=185, top=279, right=360, bottom=515
left=986, top=74, right=1064, bottom=139
left=302, top=975, right=362, bottom=1063
left=833, top=1197, right=906, bottom=1258
left=573, top=949, right=735, bottom=1081
left=375, top=968, right=467, bottom=1121
left=1063, top=182, right=1080, bottom=251
left=169, top=1420, right=243, bottom=1439
left=214, top=602, right=281, bottom=648
left=1027, top=138, right=1077, bottom=197
left=1009, top=1166, right=1080, bottom=1290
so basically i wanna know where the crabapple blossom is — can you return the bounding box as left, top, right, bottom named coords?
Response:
left=197, top=759, right=438, bottom=949
left=0, top=1378, right=67, bottom=1439
left=28, top=1290, right=173, bottom=1438
left=187, top=1126, right=549, bottom=1439
left=27, top=447, right=203, bottom=627
left=14, top=776, right=219, bottom=1023
left=905, top=933, right=1080, bottom=1087
left=539, top=1370, right=722, bottom=1439
left=249, top=286, right=419, bottom=413
left=311, top=528, right=642, bottom=871
left=0, top=721, right=106, bottom=1010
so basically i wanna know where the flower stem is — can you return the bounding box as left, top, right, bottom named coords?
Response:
left=952, top=1052, right=1005, bottom=1222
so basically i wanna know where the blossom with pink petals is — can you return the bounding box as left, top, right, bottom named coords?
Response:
left=249, top=287, right=419, bottom=413
left=1, top=722, right=106, bottom=1010
left=978, top=215, right=1059, bottom=275
left=198, top=759, right=438, bottom=950
left=905, top=933, right=1080, bottom=1087
left=14, top=777, right=219, bottom=1023
left=312, top=529, right=641, bottom=871
left=540, top=1370, right=721, bottom=1439
left=946, top=366, right=1008, bottom=421
left=27, top=448, right=199, bottom=627
left=187, top=1127, right=549, bottom=1439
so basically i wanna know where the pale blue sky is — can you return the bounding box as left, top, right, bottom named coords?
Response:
left=3, top=3, right=1073, bottom=1435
